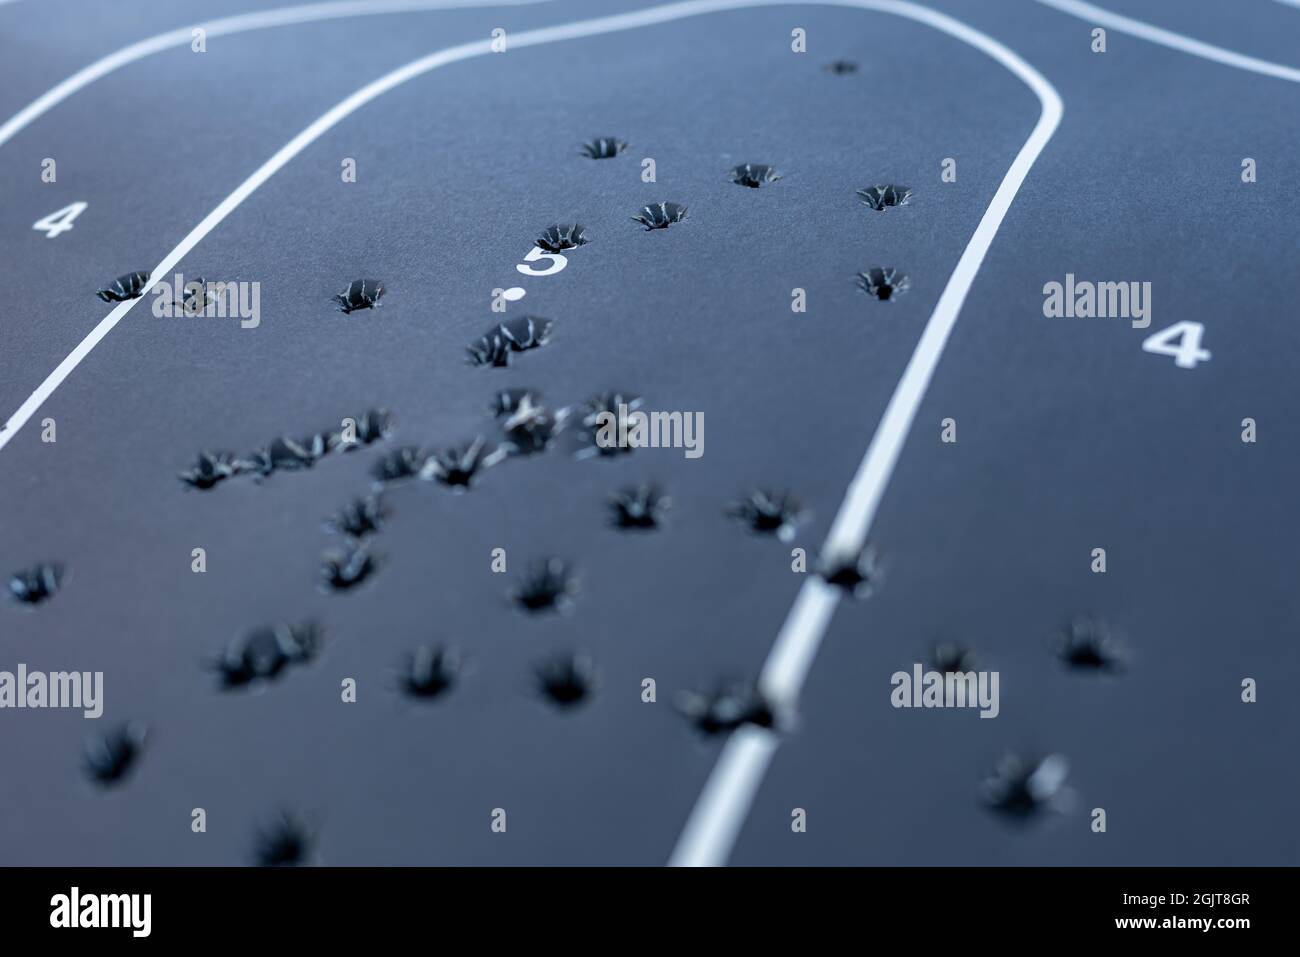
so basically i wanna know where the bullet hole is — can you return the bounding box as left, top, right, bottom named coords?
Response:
left=177, top=276, right=211, bottom=314
left=678, top=681, right=781, bottom=735
left=1053, top=617, right=1125, bottom=672
left=576, top=390, right=642, bottom=458
left=332, top=278, right=384, bottom=314
left=420, top=436, right=505, bottom=488
left=211, top=621, right=324, bottom=689
left=512, top=558, right=577, bottom=614
left=489, top=388, right=542, bottom=419
left=632, top=201, right=688, bottom=230
left=931, top=641, right=977, bottom=673
left=467, top=317, right=553, bottom=368
left=856, top=267, right=910, bottom=302
left=178, top=449, right=239, bottom=488
left=95, top=270, right=149, bottom=302
left=84, top=722, right=148, bottom=786
left=536, top=223, right=588, bottom=252
left=981, top=753, right=1070, bottom=819
left=341, top=408, right=394, bottom=448
left=730, top=163, right=781, bottom=188
left=825, top=59, right=858, bottom=74
left=371, top=446, right=427, bottom=483
left=8, top=561, right=66, bottom=606
left=581, top=137, right=627, bottom=159
left=728, top=490, right=803, bottom=542
left=818, top=546, right=881, bottom=598
left=535, top=652, right=598, bottom=708
left=609, top=483, right=670, bottom=530
left=253, top=810, right=315, bottom=866
left=857, top=184, right=912, bottom=211
left=500, top=395, right=569, bottom=456
left=321, top=542, right=378, bottom=591
left=398, top=645, right=461, bottom=700
left=328, top=494, right=386, bottom=538
left=242, top=434, right=327, bottom=476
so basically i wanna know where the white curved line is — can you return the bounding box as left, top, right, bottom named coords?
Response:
left=1033, top=0, right=1300, bottom=83
left=0, top=0, right=555, bottom=151
left=669, top=0, right=1062, bottom=867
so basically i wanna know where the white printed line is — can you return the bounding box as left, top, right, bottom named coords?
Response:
left=1033, top=0, right=1300, bottom=83
left=0, top=0, right=556, bottom=151
left=669, top=0, right=1063, bottom=867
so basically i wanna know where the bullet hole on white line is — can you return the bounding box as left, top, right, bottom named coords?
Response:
left=535, top=652, right=598, bottom=708
left=332, top=278, right=384, bottom=314
left=857, top=184, right=912, bottom=211
left=84, top=722, right=148, bottom=787
left=328, top=493, right=386, bottom=539
left=576, top=390, right=642, bottom=458
left=398, top=645, right=461, bottom=701
left=856, top=267, right=910, bottom=301
left=8, top=561, right=67, bottom=606
left=632, top=201, right=687, bottom=230
left=420, top=437, right=505, bottom=488
left=95, top=271, right=149, bottom=302
left=467, top=317, right=553, bottom=368
left=500, top=396, right=569, bottom=456
left=981, top=753, right=1070, bottom=819
left=536, top=223, right=588, bottom=252
left=581, top=137, right=627, bottom=159
left=728, top=490, right=804, bottom=542
left=677, top=681, right=783, bottom=736
left=512, top=558, right=577, bottom=614
left=824, top=59, right=858, bottom=74
left=609, top=483, right=670, bottom=530
left=321, top=542, right=378, bottom=591
left=730, top=164, right=781, bottom=188
left=211, top=621, right=324, bottom=689
left=254, top=810, right=315, bottom=867
left=1053, top=617, right=1126, bottom=673
left=818, top=546, right=882, bottom=599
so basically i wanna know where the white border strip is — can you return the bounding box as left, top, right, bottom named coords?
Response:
left=669, top=0, right=1063, bottom=867
left=1033, top=0, right=1300, bottom=83
left=0, top=0, right=555, bottom=151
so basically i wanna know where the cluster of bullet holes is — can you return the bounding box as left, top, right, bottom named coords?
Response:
left=179, top=408, right=392, bottom=490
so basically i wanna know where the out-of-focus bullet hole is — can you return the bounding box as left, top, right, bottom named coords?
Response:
left=931, top=641, right=977, bottom=673
left=728, top=490, right=803, bottom=542
left=321, top=542, right=378, bottom=591
left=84, top=722, right=147, bottom=786
left=371, top=446, right=427, bottom=483
left=981, top=753, right=1070, bottom=819
left=420, top=437, right=505, bottom=488
left=1054, top=617, right=1126, bottom=672
left=678, top=681, right=782, bottom=735
left=8, top=561, right=66, bottom=606
left=609, top=483, right=670, bottom=530
left=512, top=558, right=577, bottom=614
left=179, top=450, right=240, bottom=489
left=818, top=546, right=881, bottom=598
left=500, top=396, right=569, bottom=456
left=212, top=621, right=324, bottom=689
left=328, top=494, right=386, bottom=538
left=576, top=391, right=642, bottom=458
left=398, top=645, right=461, bottom=701
left=825, top=59, right=859, bottom=74
left=535, top=651, right=598, bottom=708
left=254, top=810, right=315, bottom=866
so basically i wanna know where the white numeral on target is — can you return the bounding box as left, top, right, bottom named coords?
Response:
left=32, top=202, right=88, bottom=238
left=1142, top=321, right=1210, bottom=369
left=515, top=246, right=567, bottom=277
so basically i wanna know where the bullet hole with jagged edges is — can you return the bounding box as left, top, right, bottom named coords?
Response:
left=535, top=652, right=598, bottom=708
left=818, top=546, right=882, bottom=599
left=678, top=681, right=783, bottom=736
left=320, top=543, right=377, bottom=592
left=576, top=391, right=641, bottom=458
left=857, top=185, right=912, bottom=211
left=8, top=561, right=66, bottom=606
left=536, top=223, right=588, bottom=252
left=512, top=558, right=577, bottom=614
left=730, top=164, right=781, bottom=188
left=467, top=317, right=553, bottom=368
left=981, top=753, right=1070, bottom=819
left=856, top=267, right=910, bottom=301
left=95, top=271, right=149, bottom=302
left=581, top=137, right=627, bottom=159
left=1053, top=617, right=1126, bottom=672
left=421, top=437, right=505, bottom=488
left=728, top=490, right=804, bottom=543
left=211, top=621, right=323, bottom=689
left=398, top=646, right=461, bottom=701
left=609, top=483, right=670, bottom=530
left=328, top=494, right=386, bottom=538
left=332, top=278, right=384, bottom=314
left=632, top=202, right=687, bottom=230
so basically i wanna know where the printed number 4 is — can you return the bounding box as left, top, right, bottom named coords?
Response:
left=1142, top=321, right=1210, bottom=369
left=516, top=246, right=566, bottom=277
left=33, top=202, right=88, bottom=238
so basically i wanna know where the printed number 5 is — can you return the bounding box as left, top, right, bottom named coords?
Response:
left=1142, top=321, right=1210, bottom=369
left=516, top=246, right=567, bottom=277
